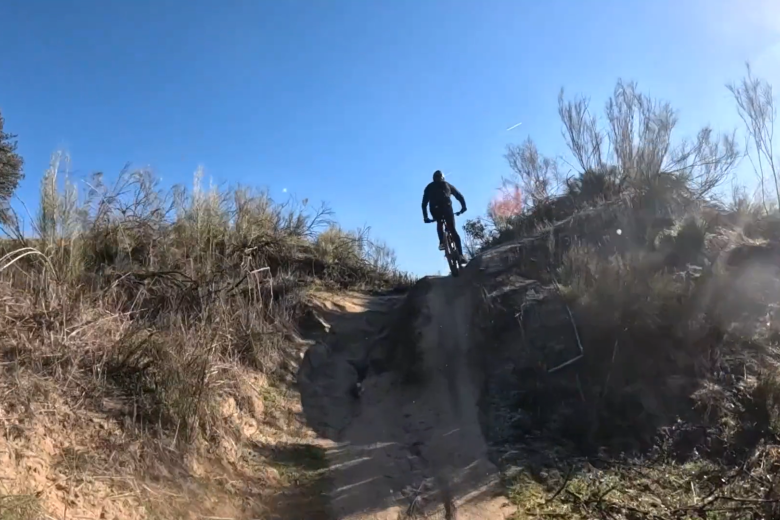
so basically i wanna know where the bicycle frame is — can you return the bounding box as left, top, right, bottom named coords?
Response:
left=438, top=217, right=461, bottom=277
left=426, top=208, right=465, bottom=277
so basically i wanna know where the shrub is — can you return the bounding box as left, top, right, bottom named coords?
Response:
left=0, top=155, right=413, bottom=451
left=472, top=79, right=740, bottom=253
left=0, top=110, right=24, bottom=226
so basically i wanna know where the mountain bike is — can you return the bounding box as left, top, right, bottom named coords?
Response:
left=427, top=210, right=466, bottom=277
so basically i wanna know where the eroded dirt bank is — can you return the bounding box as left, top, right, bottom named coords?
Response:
left=298, top=276, right=515, bottom=519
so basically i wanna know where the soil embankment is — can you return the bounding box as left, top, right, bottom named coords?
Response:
left=298, top=278, right=514, bottom=519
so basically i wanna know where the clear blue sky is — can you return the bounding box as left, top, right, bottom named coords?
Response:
left=1, top=0, right=779, bottom=275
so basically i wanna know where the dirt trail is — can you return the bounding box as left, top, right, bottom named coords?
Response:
left=298, top=278, right=515, bottom=519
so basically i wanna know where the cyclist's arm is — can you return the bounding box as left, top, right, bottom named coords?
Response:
left=448, top=183, right=467, bottom=211
left=421, top=188, right=431, bottom=219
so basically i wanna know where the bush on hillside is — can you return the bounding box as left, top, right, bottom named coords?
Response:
left=475, top=72, right=774, bottom=444
left=6, top=158, right=411, bottom=290
left=0, top=153, right=413, bottom=450
left=465, top=80, right=740, bottom=252
left=0, top=109, right=24, bottom=226
left=471, top=68, right=780, bottom=517
left=475, top=187, right=780, bottom=517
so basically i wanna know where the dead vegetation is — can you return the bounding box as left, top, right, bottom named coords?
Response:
left=468, top=67, right=780, bottom=519
left=0, top=150, right=413, bottom=518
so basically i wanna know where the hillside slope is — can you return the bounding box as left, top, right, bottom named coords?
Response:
left=0, top=170, right=416, bottom=520
left=298, top=199, right=780, bottom=519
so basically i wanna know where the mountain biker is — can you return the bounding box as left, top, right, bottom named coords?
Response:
left=422, top=170, right=467, bottom=264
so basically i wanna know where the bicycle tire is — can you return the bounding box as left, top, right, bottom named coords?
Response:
left=442, top=222, right=460, bottom=277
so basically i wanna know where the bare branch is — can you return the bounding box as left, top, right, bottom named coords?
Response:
left=606, top=80, right=678, bottom=183
left=504, top=138, right=562, bottom=207
left=667, top=127, right=740, bottom=198
left=727, top=62, right=778, bottom=208
left=558, top=89, right=605, bottom=172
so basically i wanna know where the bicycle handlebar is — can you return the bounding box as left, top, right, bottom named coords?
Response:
left=426, top=209, right=466, bottom=222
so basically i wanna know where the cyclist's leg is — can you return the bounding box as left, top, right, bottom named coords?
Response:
left=431, top=207, right=445, bottom=249
left=443, top=207, right=465, bottom=258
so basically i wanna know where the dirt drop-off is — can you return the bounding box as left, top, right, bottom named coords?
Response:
left=298, top=274, right=515, bottom=519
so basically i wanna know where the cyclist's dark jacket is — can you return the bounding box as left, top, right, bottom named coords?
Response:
left=422, top=181, right=466, bottom=217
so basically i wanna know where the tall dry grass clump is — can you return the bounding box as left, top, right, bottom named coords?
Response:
left=0, top=156, right=412, bottom=453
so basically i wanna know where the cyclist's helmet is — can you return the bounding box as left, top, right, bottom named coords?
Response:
left=433, top=170, right=444, bottom=182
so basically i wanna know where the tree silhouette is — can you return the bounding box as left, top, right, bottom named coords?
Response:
left=0, top=110, right=24, bottom=225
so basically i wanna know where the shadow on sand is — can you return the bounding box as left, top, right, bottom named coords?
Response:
left=296, top=287, right=510, bottom=519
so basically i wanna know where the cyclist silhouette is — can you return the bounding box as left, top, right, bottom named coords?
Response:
left=422, top=170, right=467, bottom=264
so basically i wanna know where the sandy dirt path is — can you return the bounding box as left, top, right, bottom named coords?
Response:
left=298, top=280, right=515, bottom=519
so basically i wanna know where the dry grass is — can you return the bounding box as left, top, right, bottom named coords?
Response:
left=0, top=493, right=41, bottom=520
left=507, top=448, right=780, bottom=519
left=486, top=205, right=780, bottom=518
left=0, top=159, right=414, bottom=518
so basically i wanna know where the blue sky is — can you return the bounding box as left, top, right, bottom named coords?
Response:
left=1, top=0, right=779, bottom=275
